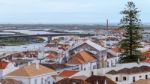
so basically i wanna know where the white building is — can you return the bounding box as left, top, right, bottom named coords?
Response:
left=107, top=48, right=121, bottom=67
left=143, top=32, right=150, bottom=41
left=0, top=60, right=18, bottom=77
left=106, top=66, right=150, bottom=84
left=63, top=62, right=150, bottom=84
left=68, top=40, right=107, bottom=68
left=5, top=64, right=55, bottom=84
left=107, top=56, right=119, bottom=68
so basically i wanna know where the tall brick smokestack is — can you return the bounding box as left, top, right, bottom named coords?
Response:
left=106, top=19, right=108, bottom=30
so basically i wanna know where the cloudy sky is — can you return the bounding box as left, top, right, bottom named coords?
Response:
left=0, top=0, right=149, bottom=24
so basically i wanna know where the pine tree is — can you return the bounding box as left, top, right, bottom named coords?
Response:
left=119, top=1, right=143, bottom=63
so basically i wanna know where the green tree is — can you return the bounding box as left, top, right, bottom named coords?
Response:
left=119, top=1, right=143, bottom=63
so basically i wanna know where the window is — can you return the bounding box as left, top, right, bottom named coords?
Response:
left=133, top=77, right=135, bottom=82
left=47, top=76, right=49, bottom=80
left=123, top=77, right=126, bottom=81
left=93, top=65, right=96, bottom=69
left=107, top=62, right=109, bottom=67
left=116, top=77, right=118, bottom=81
left=91, top=71, right=94, bottom=75
left=35, top=79, right=37, bottom=84
left=41, top=78, right=44, bottom=84
left=115, top=59, right=117, bottom=63
left=111, top=60, right=113, bottom=66
left=96, top=81, right=99, bottom=84
left=145, top=75, right=148, bottom=79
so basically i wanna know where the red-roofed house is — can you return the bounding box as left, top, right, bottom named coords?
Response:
left=143, top=50, right=150, bottom=63
left=59, top=70, right=79, bottom=78
left=0, top=60, right=9, bottom=69
left=107, top=48, right=121, bottom=67
left=143, top=50, right=150, bottom=58
left=46, top=53, right=58, bottom=59
left=144, top=59, right=150, bottom=63
left=67, top=51, right=97, bottom=71
left=52, top=70, right=79, bottom=82
left=0, top=60, right=18, bottom=77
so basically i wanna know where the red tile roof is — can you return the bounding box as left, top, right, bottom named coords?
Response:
left=0, top=60, right=9, bottom=69
left=111, top=29, right=125, bottom=33
left=132, top=79, right=150, bottom=84
left=7, top=64, right=54, bottom=77
left=56, top=78, right=88, bottom=84
left=0, top=79, right=22, bottom=84
left=72, top=75, right=88, bottom=80
left=59, top=70, right=79, bottom=77
left=111, top=48, right=121, bottom=53
left=46, top=52, right=58, bottom=59
left=107, top=66, right=150, bottom=75
left=143, top=50, right=150, bottom=58
left=86, top=75, right=116, bottom=84
left=144, top=59, right=150, bottom=63
left=67, top=51, right=97, bottom=64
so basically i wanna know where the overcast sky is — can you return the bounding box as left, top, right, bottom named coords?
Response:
left=0, top=0, right=149, bottom=24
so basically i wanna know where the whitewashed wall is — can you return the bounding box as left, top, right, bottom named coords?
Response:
left=0, top=63, right=18, bottom=77
left=6, top=73, right=54, bottom=84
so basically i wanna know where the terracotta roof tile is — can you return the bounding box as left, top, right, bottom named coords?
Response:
left=0, top=60, right=9, bottom=69
left=7, top=64, right=54, bottom=77
left=59, top=70, right=79, bottom=77
left=72, top=75, right=88, bottom=80
left=0, top=79, right=22, bottom=84
left=67, top=51, right=97, bottom=64
left=46, top=53, right=58, bottom=59
left=86, top=75, right=116, bottom=84
left=56, top=78, right=88, bottom=84
left=143, top=50, right=150, bottom=58
left=107, top=66, right=150, bottom=75
left=132, top=79, right=150, bottom=84
left=111, top=29, right=125, bottom=33
left=144, top=59, right=150, bottom=63
left=111, top=48, right=121, bottom=53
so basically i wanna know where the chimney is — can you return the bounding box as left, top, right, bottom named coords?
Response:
left=28, top=62, right=31, bottom=66
left=35, top=61, right=39, bottom=70
left=91, top=71, right=94, bottom=76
